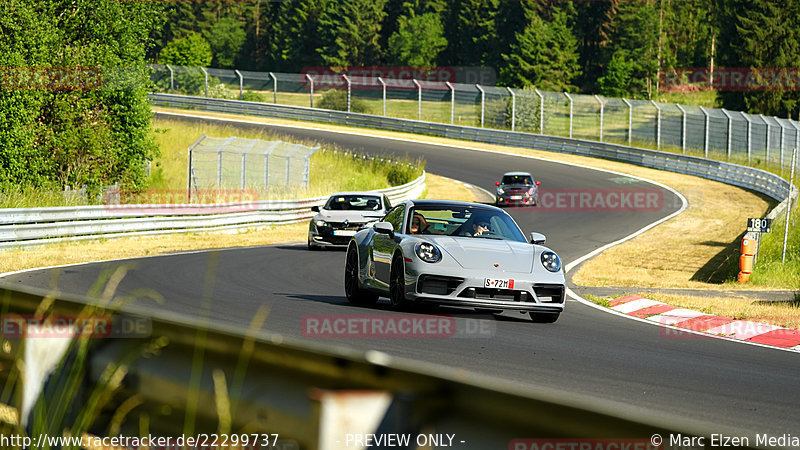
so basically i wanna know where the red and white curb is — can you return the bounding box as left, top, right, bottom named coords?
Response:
left=610, top=294, right=800, bottom=350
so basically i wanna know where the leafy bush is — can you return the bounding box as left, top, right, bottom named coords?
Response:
left=317, top=89, right=368, bottom=113
left=241, top=91, right=267, bottom=102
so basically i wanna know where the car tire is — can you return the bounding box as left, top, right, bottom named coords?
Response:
left=344, top=244, right=377, bottom=306
left=389, top=255, right=412, bottom=310
left=530, top=312, right=560, bottom=323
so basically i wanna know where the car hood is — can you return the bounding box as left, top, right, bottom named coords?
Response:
left=317, top=210, right=384, bottom=222
left=501, top=184, right=535, bottom=190
left=425, top=236, right=535, bottom=273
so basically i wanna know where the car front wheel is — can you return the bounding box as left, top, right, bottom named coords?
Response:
left=389, top=255, right=412, bottom=310
left=345, top=244, right=377, bottom=306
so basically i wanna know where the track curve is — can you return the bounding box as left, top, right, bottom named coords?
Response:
left=5, top=115, right=800, bottom=438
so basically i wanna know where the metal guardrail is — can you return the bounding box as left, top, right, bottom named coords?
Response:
left=151, top=93, right=794, bottom=205
left=0, top=283, right=722, bottom=448
left=0, top=173, right=425, bottom=248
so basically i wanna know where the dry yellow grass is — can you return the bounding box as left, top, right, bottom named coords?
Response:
left=0, top=174, right=471, bottom=275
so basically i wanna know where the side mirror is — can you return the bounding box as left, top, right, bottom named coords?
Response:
left=529, top=232, right=546, bottom=245
left=535, top=180, right=541, bottom=186
left=373, top=222, right=394, bottom=236
left=311, top=205, right=320, bottom=212
left=495, top=181, right=500, bottom=186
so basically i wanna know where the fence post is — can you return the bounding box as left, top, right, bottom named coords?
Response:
left=743, top=113, right=753, bottom=164
left=235, top=70, right=243, bottom=100
left=476, top=84, right=485, bottom=128
left=761, top=115, right=770, bottom=166
left=594, top=95, right=604, bottom=142
left=699, top=106, right=710, bottom=158
left=651, top=100, right=661, bottom=150
left=507, top=87, right=516, bottom=132
left=241, top=153, right=247, bottom=190
left=413, top=79, right=422, bottom=121
left=445, top=81, right=454, bottom=124
left=783, top=147, right=797, bottom=263
left=187, top=135, right=206, bottom=203
left=720, top=109, right=733, bottom=161
left=378, top=77, right=387, bottom=116
left=306, top=74, right=314, bottom=108
left=675, top=104, right=687, bottom=154
left=166, top=65, right=174, bottom=92
left=200, top=67, right=208, bottom=97
left=269, top=72, right=277, bottom=104
left=218, top=149, right=223, bottom=190
left=622, top=98, right=633, bottom=145
left=790, top=121, right=800, bottom=174
left=564, top=93, right=574, bottom=138
left=342, top=74, right=352, bottom=113
left=535, top=89, right=544, bottom=134
left=779, top=121, right=786, bottom=174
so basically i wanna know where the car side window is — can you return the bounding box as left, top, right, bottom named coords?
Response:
left=382, top=205, right=405, bottom=232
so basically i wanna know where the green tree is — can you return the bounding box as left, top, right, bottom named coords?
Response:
left=500, top=6, right=581, bottom=92
left=159, top=31, right=212, bottom=67
left=442, top=0, right=501, bottom=67
left=716, top=0, right=800, bottom=117
left=273, top=0, right=329, bottom=72
left=600, top=1, right=660, bottom=98
left=598, top=52, right=636, bottom=97
left=316, top=0, right=388, bottom=68
left=205, top=17, right=247, bottom=68
left=388, top=13, right=447, bottom=67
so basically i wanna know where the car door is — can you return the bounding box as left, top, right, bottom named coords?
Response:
left=371, top=204, right=405, bottom=288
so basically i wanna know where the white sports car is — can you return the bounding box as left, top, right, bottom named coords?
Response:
left=344, top=199, right=566, bottom=322
left=308, top=192, right=392, bottom=249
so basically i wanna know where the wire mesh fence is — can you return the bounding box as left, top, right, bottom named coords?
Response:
left=188, top=135, right=319, bottom=199
left=151, top=64, right=800, bottom=174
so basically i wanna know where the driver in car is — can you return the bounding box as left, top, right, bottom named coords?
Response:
left=410, top=212, right=429, bottom=234
left=471, top=220, right=490, bottom=236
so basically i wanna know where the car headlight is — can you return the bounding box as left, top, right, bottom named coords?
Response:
left=315, top=219, right=327, bottom=227
left=497, top=188, right=504, bottom=195
left=541, top=251, right=561, bottom=272
left=415, top=242, right=442, bottom=263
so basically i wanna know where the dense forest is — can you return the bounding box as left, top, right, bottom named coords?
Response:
left=152, top=0, right=800, bottom=119
left=1, top=0, right=799, bottom=193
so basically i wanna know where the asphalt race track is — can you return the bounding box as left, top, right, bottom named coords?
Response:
left=5, top=116, right=800, bottom=440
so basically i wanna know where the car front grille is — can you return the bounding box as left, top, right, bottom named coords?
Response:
left=418, top=275, right=464, bottom=295
left=533, top=284, right=565, bottom=303
left=459, top=288, right=530, bottom=302
left=328, top=222, right=364, bottom=231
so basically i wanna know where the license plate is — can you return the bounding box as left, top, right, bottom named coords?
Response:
left=333, top=230, right=357, bottom=237
left=485, top=278, right=514, bottom=289
left=510, top=195, right=522, bottom=200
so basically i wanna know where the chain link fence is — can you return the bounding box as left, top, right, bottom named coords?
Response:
left=187, top=135, right=319, bottom=199
left=151, top=65, right=800, bottom=174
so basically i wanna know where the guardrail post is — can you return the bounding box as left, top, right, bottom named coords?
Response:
left=594, top=95, right=604, bottom=142
left=342, top=74, right=352, bottom=113
left=235, top=69, right=243, bottom=100
left=761, top=115, right=770, bottom=166
left=783, top=147, right=797, bottom=263
left=507, top=87, right=516, bottom=132
left=269, top=72, right=277, bottom=104
left=651, top=100, right=661, bottom=150
left=476, top=84, right=485, bottom=128
left=564, top=92, right=574, bottom=138
left=699, top=106, right=710, bottom=158
left=720, top=109, right=733, bottom=161
left=743, top=113, right=753, bottom=164
left=622, top=98, right=633, bottom=145
left=535, top=89, right=544, bottom=134
left=379, top=77, right=387, bottom=116
left=306, top=74, right=314, bottom=108
left=200, top=67, right=208, bottom=97
left=413, top=79, right=422, bottom=121
left=166, top=65, right=174, bottom=92
left=675, top=104, right=687, bottom=154
left=446, top=82, right=455, bottom=124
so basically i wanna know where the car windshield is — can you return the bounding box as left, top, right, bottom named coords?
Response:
left=324, top=195, right=382, bottom=211
left=407, top=205, right=527, bottom=242
left=501, top=175, right=533, bottom=185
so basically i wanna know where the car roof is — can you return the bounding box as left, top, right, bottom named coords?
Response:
left=502, top=171, right=533, bottom=177
left=326, top=191, right=384, bottom=198
left=407, top=199, right=504, bottom=212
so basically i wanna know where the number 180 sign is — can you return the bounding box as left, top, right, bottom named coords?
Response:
left=747, top=218, right=772, bottom=233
